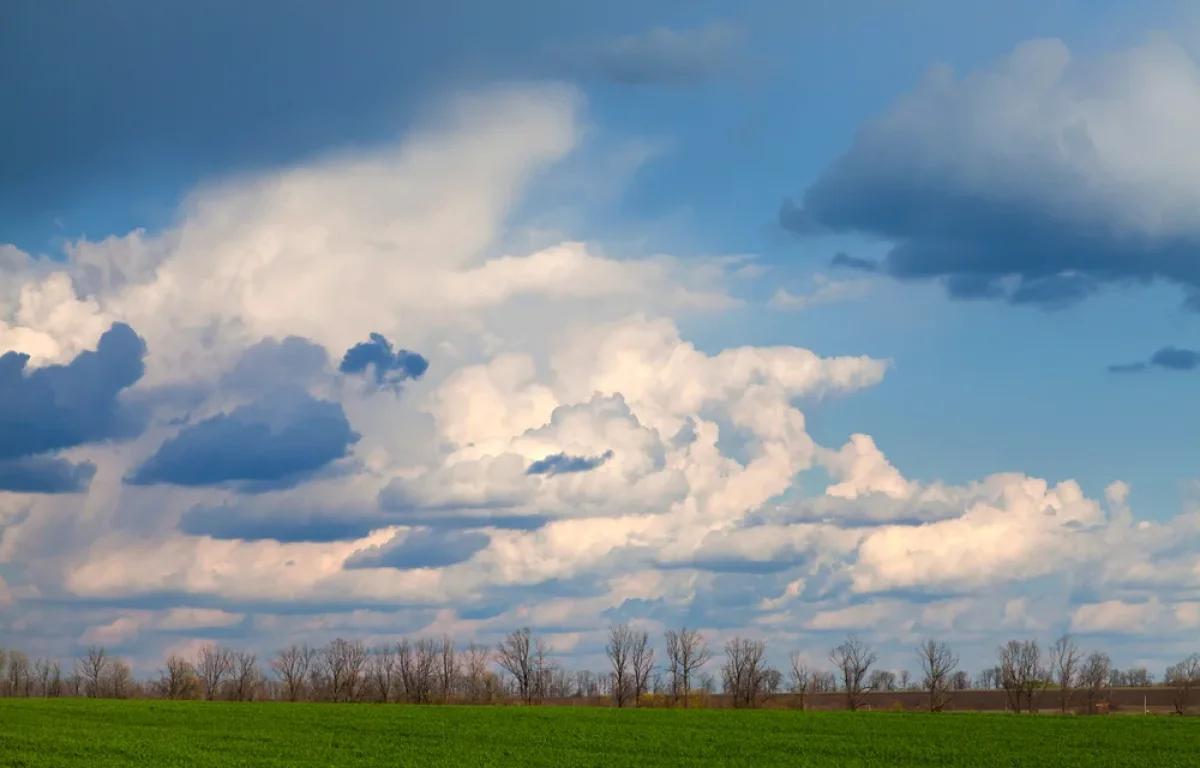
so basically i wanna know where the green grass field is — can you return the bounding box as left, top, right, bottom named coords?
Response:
left=1, top=699, right=1197, bottom=767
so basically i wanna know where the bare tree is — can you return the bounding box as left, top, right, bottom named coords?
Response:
left=950, top=670, right=970, bottom=691
left=1049, top=635, right=1082, bottom=714
left=270, top=644, right=314, bottom=702
left=7, top=650, right=30, bottom=697
left=605, top=624, right=634, bottom=707
left=1165, top=654, right=1200, bottom=715
left=45, top=661, right=62, bottom=698
left=495, top=628, right=553, bottom=705
left=196, top=644, right=234, bottom=701
left=107, top=659, right=133, bottom=699
left=872, top=669, right=898, bottom=692
left=831, top=634, right=876, bottom=711
left=462, top=642, right=491, bottom=703
left=231, top=652, right=260, bottom=702
left=917, top=639, right=958, bottom=712
left=1077, top=651, right=1111, bottom=714
left=437, top=635, right=459, bottom=704
left=79, top=646, right=109, bottom=698
left=664, top=627, right=711, bottom=707
left=722, top=637, right=771, bottom=708
left=1124, top=666, right=1153, bottom=687
left=998, top=639, right=1046, bottom=714
left=321, top=638, right=367, bottom=703
left=158, top=656, right=199, bottom=700
left=368, top=644, right=397, bottom=703
left=495, top=628, right=536, bottom=705
left=630, top=630, right=655, bottom=707
left=788, top=652, right=812, bottom=709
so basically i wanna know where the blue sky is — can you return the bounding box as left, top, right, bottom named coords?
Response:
left=2, top=0, right=1199, bottom=679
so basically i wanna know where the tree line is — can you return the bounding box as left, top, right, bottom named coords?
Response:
left=0, top=628, right=1196, bottom=714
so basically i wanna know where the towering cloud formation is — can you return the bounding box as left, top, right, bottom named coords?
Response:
left=0, top=81, right=1195, bottom=678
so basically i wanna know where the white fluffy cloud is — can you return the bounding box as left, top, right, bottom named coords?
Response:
left=2, top=80, right=1199, bottom=675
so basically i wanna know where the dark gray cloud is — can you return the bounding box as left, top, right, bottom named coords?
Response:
left=549, top=23, right=747, bottom=86
left=830, top=252, right=878, bottom=272
left=780, top=38, right=1200, bottom=311
left=4, top=0, right=708, bottom=246
left=526, top=449, right=614, bottom=476
left=344, top=529, right=490, bottom=570
left=1110, top=347, right=1200, bottom=374
left=0, top=322, right=147, bottom=466
left=0, top=457, right=96, bottom=494
left=178, top=502, right=380, bottom=543
left=378, top=479, right=548, bottom=530
left=339, top=333, right=428, bottom=389
left=127, top=388, right=359, bottom=489
left=223, top=336, right=330, bottom=397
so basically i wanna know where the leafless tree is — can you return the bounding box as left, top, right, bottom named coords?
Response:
left=898, top=669, right=911, bottom=691
left=396, top=637, right=436, bottom=704
left=917, top=639, right=958, bottom=712
left=108, top=659, right=133, bottom=698
left=664, top=627, right=711, bottom=707
left=158, top=656, right=199, bottom=700
left=605, top=624, right=633, bottom=707
left=1077, top=651, right=1111, bottom=714
left=462, top=642, right=492, bottom=703
left=811, top=670, right=838, bottom=693
left=195, top=644, right=233, bottom=701
left=546, top=667, right=574, bottom=698
left=950, top=670, right=970, bottom=691
left=79, top=646, right=109, bottom=698
left=495, top=627, right=553, bottom=705
left=1124, top=667, right=1153, bottom=687
left=998, top=639, right=1047, bottom=714
left=1165, top=654, right=1200, bottom=715
left=437, top=635, right=459, bottom=704
left=1049, top=634, right=1081, bottom=714
left=869, top=669, right=897, bottom=692
left=7, top=650, right=30, bottom=697
left=831, top=634, right=876, bottom=711
left=630, top=630, right=654, bottom=707
left=368, top=644, right=397, bottom=703
left=573, top=670, right=600, bottom=698
left=722, top=637, right=771, bottom=708
left=231, top=651, right=260, bottom=701
left=270, top=644, right=314, bottom=702
left=788, top=652, right=812, bottom=709
left=322, top=638, right=367, bottom=703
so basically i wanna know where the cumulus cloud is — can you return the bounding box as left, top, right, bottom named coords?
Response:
left=339, top=332, right=429, bottom=389
left=550, top=23, right=747, bottom=86
left=345, top=529, right=491, bottom=570
left=781, top=34, right=1200, bottom=310
left=223, top=335, right=331, bottom=396
left=0, top=321, right=147, bottom=461
left=3, top=80, right=1198, bottom=676
left=127, top=388, right=360, bottom=489
left=0, top=457, right=96, bottom=494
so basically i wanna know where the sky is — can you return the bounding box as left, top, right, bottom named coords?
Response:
left=2, top=0, right=1200, bottom=680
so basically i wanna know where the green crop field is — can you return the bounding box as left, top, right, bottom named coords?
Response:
left=0, top=699, right=1197, bottom=767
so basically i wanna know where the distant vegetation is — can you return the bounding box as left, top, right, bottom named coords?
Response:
left=3, top=698, right=1200, bottom=767
left=2, top=628, right=1198, bottom=716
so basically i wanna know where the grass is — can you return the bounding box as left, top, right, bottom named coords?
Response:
left=1, top=698, right=1198, bottom=767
